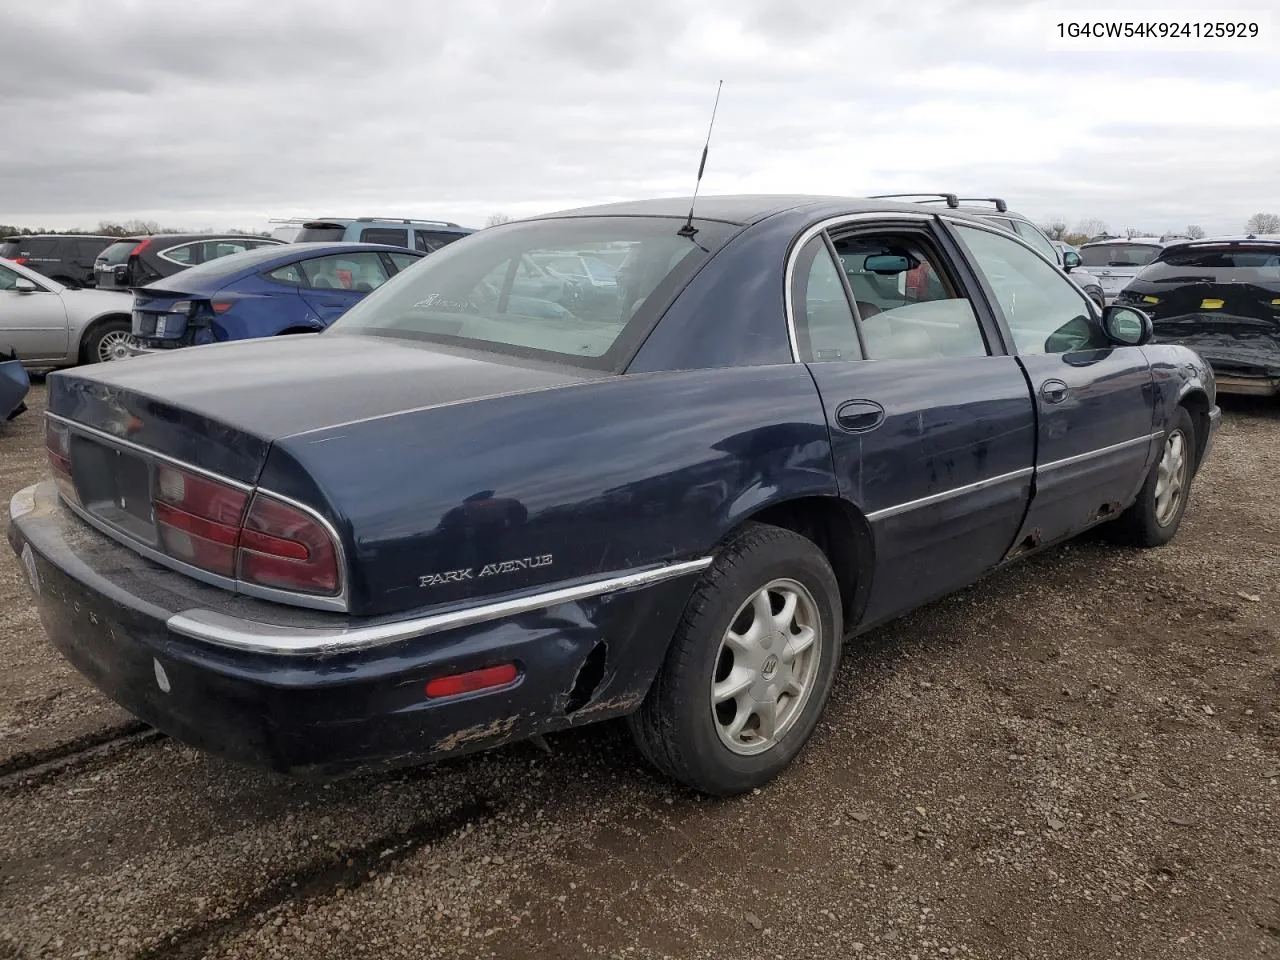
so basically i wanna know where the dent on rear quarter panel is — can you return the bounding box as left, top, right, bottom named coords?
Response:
left=268, top=364, right=836, bottom=617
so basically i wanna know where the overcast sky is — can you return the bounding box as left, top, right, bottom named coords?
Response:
left=3, top=0, right=1276, bottom=235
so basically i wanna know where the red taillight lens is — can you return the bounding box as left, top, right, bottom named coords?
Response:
left=131, top=238, right=153, bottom=257
left=425, top=664, right=519, bottom=699
left=238, top=495, right=339, bottom=594
left=153, top=466, right=248, bottom=577
left=12, top=256, right=27, bottom=265
left=44, top=419, right=78, bottom=504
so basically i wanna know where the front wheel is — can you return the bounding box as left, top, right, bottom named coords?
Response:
left=628, top=523, right=843, bottom=795
left=1107, top=406, right=1196, bottom=547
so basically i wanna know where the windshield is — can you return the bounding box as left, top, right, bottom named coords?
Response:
left=328, top=216, right=737, bottom=371
left=99, top=240, right=141, bottom=265
left=1079, top=243, right=1161, bottom=268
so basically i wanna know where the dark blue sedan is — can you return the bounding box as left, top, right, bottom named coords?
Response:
left=129, top=242, right=424, bottom=351
left=8, top=195, right=1220, bottom=795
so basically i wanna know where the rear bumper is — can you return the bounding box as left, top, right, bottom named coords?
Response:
left=1214, top=375, right=1280, bottom=396
left=8, top=481, right=701, bottom=776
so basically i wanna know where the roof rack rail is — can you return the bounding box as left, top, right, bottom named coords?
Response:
left=353, top=217, right=462, bottom=228
left=869, top=193, right=960, bottom=208
left=948, top=196, right=1008, bottom=213
left=268, top=217, right=314, bottom=225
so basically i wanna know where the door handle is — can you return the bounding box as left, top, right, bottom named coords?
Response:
left=835, top=399, right=885, bottom=433
left=1039, top=379, right=1069, bottom=404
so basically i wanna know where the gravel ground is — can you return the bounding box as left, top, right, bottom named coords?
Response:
left=0, top=382, right=1277, bottom=960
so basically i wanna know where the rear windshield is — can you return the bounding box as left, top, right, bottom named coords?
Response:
left=1079, top=243, right=1161, bottom=268
left=327, top=216, right=737, bottom=371
left=0, top=241, right=18, bottom=258
left=1158, top=245, right=1280, bottom=269
left=99, top=240, right=142, bottom=265
left=295, top=224, right=347, bottom=243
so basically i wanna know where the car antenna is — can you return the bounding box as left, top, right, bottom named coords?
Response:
left=678, top=80, right=723, bottom=239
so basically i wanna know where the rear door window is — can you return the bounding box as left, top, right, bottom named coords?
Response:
left=299, top=252, right=391, bottom=291
left=266, top=263, right=304, bottom=285
left=359, top=227, right=409, bottom=247
left=386, top=252, right=422, bottom=272
left=201, top=239, right=252, bottom=261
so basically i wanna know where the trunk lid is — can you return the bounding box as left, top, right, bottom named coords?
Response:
left=47, top=333, right=599, bottom=484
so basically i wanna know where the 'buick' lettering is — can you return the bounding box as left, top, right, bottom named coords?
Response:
left=419, top=554, right=553, bottom=588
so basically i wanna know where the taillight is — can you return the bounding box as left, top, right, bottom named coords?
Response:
left=12, top=256, right=27, bottom=265
left=131, top=238, right=153, bottom=258
left=44, top=419, right=78, bottom=505
left=239, top=495, right=339, bottom=594
left=149, top=466, right=340, bottom=596
left=154, top=466, right=248, bottom=577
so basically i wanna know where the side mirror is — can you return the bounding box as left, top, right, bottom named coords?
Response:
left=1062, top=250, right=1081, bottom=272
left=1102, top=305, right=1152, bottom=346
left=13, top=278, right=38, bottom=293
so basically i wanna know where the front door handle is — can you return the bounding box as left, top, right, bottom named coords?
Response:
left=1039, top=379, right=1069, bottom=404
left=835, top=399, right=885, bottom=433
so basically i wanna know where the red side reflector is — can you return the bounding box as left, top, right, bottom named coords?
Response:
left=211, top=300, right=235, bottom=314
left=425, top=664, right=519, bottom=699
left=13, top=257, right=27, bottom=265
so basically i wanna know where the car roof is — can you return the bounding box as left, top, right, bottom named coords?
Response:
left=2, top=234, right=116, bottom=241
left=1081, top=237, right=1166, bottom=247
left=528, top=194, right=999, bottom=227
left=114, top=233, right=283, bottom=244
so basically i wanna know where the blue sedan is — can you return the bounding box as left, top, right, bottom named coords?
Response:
left=8, top=195, right=1219, bottom=796
left=129, top=242, right=424, bottom=350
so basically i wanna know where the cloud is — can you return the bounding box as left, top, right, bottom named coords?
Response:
left=2, top=0, right=1276, bottom=235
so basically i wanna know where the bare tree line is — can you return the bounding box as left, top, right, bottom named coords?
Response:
left=1039, top=212, right=1279, bottom=245
left=0, top=220, right=271, bottom=238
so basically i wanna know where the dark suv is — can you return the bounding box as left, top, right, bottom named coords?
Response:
left=1117, top=236, right=1280, bottom=396
left=292, top=217, right=473, bottom=252
left=0, top=235, right=116, bottom=287
left=93, top=234, right=283, bottom=290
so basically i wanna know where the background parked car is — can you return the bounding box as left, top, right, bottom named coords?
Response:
left=292, top=217, right=474, bottom=252
left=1078, top=236, right=1167, bottom=305
left=0, top=347, right=30, bottom=420
left=0, top=235, right=116, bottom=288
left=93, top=234, right=284, bottom=291
left=1117, top=236, right=1280, bottom=396
left=0, top=257, right=135, bottom=364
left=869, top=195, right=1107, bottom=308
left=130, top=242, right=424, bottom=351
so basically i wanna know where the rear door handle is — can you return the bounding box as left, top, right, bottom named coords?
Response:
left=1039, top=379, right=1069, bottom=404
left=835, top=399, right=885, bottom=433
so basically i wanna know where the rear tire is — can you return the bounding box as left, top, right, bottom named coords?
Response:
left=80, top=318, right=135, bottom=364
left=628, top=523, right=843, bottom=796
left=1108, top=406, right=1196, bottom=547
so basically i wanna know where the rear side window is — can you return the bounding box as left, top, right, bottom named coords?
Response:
left=201, top=239, right=252, bottom=261
left=387, top=252, right=422, bottom=272
left=294, top=223, right=348, bottom=243
left=791, top=237, right=862, bottom=362
left=75, top=239, right=112, bottom=258
left=0, top=241, right=19, bottom=258
left=359, top=227, right=408, bottom=246
left=99, top=241, right=141, bottom=265
left=419, top=230, right=465, bottom=250
left=267, top=263, right=304, bottom=285
left=159, top=242, right=198, bottom=265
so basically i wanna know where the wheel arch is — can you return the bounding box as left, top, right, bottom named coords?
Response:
left=1177, top=387, right=1212, bottom=468
left=77, top=312, right=133, bottom=362
left=730, top=495, right=875, bottom=633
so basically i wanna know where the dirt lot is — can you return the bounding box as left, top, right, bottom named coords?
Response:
left=1, top=381, right=1277, bottom=960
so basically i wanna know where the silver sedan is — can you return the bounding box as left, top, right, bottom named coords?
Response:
left=0, top=256, right=136, bottom=365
